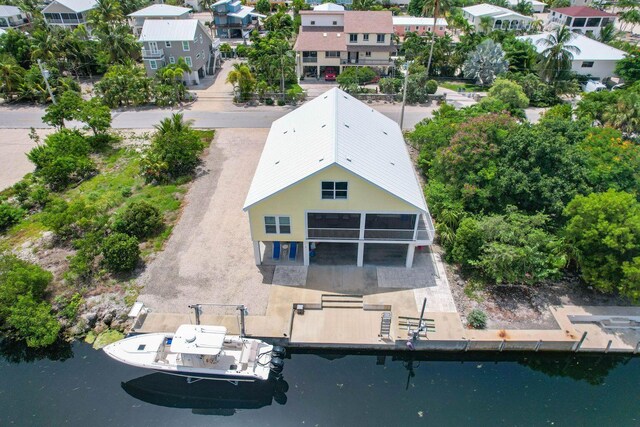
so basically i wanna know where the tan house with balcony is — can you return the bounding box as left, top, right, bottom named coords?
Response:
left=293, top=6, right=395, bottom=80
left=243, top=88, right=435, bottom=268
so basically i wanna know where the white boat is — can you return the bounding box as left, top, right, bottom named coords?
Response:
left=103, top=325, right=285, bottom=382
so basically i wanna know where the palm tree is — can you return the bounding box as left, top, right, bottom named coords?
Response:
left=98, top=23, right=140, bottom=64
left=597, top=23, right=621, bottom=44
left=30, top=27, right=59, bottom=63
left=154, top=113, right=194, bottom=136
left=88, top=0, right=124, bottom=31
left=603, top=92, right=640, bottom=135
left=226, top=63, right=256, bottom=102
left=514, top=0, right=534, bottom=16
left=536, top=26, right=580, bottom=83
left=479, top=16, right=494, bottom=33
left=160, top=57, right=191, bottom=103
left=422, top=0, right=453, bottom=77
left=0, top=54, right=25, bottom=99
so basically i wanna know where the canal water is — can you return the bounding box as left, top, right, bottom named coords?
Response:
left=0, top=340, right=638, bottom=426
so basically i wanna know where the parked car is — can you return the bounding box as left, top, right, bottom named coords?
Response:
left=324, top=67, right=337, bottom=81
left=582, top=80, right=607, bottom=93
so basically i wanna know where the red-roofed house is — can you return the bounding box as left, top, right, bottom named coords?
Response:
left=547, top=6, right=616, bottom=37
left=293, top=7, right=395, bottom=80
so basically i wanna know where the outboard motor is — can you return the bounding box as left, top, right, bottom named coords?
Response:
left=270, top=357, right=284, bottom=375
left=272, top=346, right=287, bottom=359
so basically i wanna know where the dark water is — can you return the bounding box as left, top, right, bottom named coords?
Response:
left=0, top=340, right=639, bottom=427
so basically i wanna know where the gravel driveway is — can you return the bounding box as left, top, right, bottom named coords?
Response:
left=138, top=128, right=273, bottom=315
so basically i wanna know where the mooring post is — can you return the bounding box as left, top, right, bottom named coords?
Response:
left=239, top=305, right=246, bottom=337
left=464, top=339, right=471, bottom=352
left=605, top=340, right=612, bottom=354
left=189, top=304, right=201, bottom=325
left=573, top=331, right=588, bottom=352
left=499, top=340, right=506, bottom=352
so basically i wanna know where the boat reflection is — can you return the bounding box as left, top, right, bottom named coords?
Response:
left=122, top=373, right=289, bottom=416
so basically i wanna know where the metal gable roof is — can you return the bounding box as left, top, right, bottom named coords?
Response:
left=128, top=4, right=191, bottom=17
left=0, top=5, right=22, bottom=16
left=139, top=19, right=200, bottom=42
left=45, top=0, right=97, bottom=13
left=518, top=32, right=626, bottom=61
left=243, top=88, right=429, bottom=213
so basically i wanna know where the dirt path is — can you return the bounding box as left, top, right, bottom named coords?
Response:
left=137, top=128, right=273, bottom=315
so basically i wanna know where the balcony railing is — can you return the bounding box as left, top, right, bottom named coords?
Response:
left=142, top=49, right=164, bottom=59
left=302, top=57, right=318, bottom=63
left=341, top=58, right=391, bottom=66
left=307, top=228, right=360, bottom=239
left=46, top=18, right=82, bottom=24
left=364, top=229, right=415, bottom=240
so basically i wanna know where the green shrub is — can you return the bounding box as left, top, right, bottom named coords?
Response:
left=337, top=67, right=377, bottom=87
left=0, top=255, right=52, bottom=322
left=265, top=98, right=274, bottom=105
left=426, top=79, right=438, bottom=95
left=235, top=44, right=249, bottom=57
left=467, top=309, right=487, bottom=329
left=378, top=77, right=402, bottom=94
left=113, top=201, right=163, bottom=239
left=277, top=99, right=286, bottom=106
left=451, top=217, right=484, bottom=267
left=55, top=293, right=83, bottom=321
left=102, top=233, right=140, bottom=272
left=43, top=199, right=98, bottom=240
left=141, top=114, right=204, bottom=183
left=0, top=202, right=24, bottom=231
left=7, top=294, right=61, bottom=348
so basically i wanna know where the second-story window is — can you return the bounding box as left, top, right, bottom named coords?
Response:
left=363, top=33, right=369, bottom=41
left=310, top=20, right=315, bottom=25
left=182, top=41, right=190, bottom=51
left=349, top=33, right=357, bottom=42
left=165, top=41, right=171, bottom=48
left=322, top=181, right=348, bottom=199
left=332, top=20, right=337, bottom=25
left=376, top=33, right=385, bottom=43
left=184, top=56, right=192, bottom=67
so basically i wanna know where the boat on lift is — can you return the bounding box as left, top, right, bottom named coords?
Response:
left=103, top=324, right=285, bottom=382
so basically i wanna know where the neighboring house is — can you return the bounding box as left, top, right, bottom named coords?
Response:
left=138, top=19, right=221, bottom=85
left=128, top=4, right=191, bottom=37
left=42, top=0, right=97, bottom=30
left=547, top=6, right=616, bottom=37
left=0, top=5, right=29, bottom=29
left=305, top=0, right=352, bottom=6
left=570, top=0, right=593, bottom=6
left=462, top=3, right=533, bottom=32
left=243, top=87, right=435, bottom=268
left=211, top=0, right=262, bottom=39
left=392, top=16, right=448, bottom=38
left=506, top=0, right=545, bottom=13
left=294, top=9, right=395, bottom=79
left=518, top=32, right=626, bottom=80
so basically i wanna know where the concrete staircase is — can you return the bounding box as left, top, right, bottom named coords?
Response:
left=321, top=294, right=364, bottom=309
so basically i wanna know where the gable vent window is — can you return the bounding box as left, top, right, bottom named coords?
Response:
left=322, top=181, right=348, bottom=199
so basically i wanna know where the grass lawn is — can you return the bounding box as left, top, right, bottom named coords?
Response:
left=440, top=81, right=489, bottom=92
left=2, top=129, right=215, bottom=274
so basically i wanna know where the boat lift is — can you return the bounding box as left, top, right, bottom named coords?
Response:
left=188, top=303, right=249, bottom=337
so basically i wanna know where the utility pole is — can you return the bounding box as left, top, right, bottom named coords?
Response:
left=37, top=59, right=56, bottom=104
left=399, top=60, right=410, bottom=130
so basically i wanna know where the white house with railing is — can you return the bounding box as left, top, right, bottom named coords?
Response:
left=42, top=0, right=97, bottom=30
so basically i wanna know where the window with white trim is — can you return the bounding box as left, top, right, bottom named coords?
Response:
left=199, top=34, right=203, bottom=43
left=365, top=51, right=371, bottom=57
left=184, top=56, right=192, bottom=67
left=264, top=216, right=291, bottom=234
left=169, top=56, right=175, bottom=64
left=149, top=60, right=157, bottom=69
left=376, top=33, right=385, bottom=43
left=363, top=33, right=369, bottom=41
left=182, top=41, right=190, bottom=51
left=196, top=52, right=201, bottom=60
left=310, top=20, right=315, bottom=25
left=349, top=33, right=357, bottom=42
left=581, top=61, right=594, bottom=68
left=321, top=181, right=348, bottom=199
left=165, top=41, right=171, bottom=48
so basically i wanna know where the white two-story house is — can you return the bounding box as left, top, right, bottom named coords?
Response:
left=294, top=4, right=395, bottom=80
left=128, top=4, right=192, bottom=37
left=0, top=5, right=29, bottom=30
left=547, top=6, right=616, bottom=38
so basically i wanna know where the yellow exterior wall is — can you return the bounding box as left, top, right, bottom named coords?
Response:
left=247, top=164, right=419, bottom=242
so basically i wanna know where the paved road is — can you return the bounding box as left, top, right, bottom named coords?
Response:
left=0, top=107, right=432, bottom=130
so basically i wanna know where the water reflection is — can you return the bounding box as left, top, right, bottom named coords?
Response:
left=122, top=373, right=289, bottom=416
left=0, top=338, right=73, bottom=364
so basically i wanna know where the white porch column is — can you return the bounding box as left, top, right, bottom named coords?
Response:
left=303, top=241, right=310, bottom=266
left=406, top=244, right=415, bottom=269
left=357, top=241, right=364, bottom=267
left=253, top=241, right=261, bottom=265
